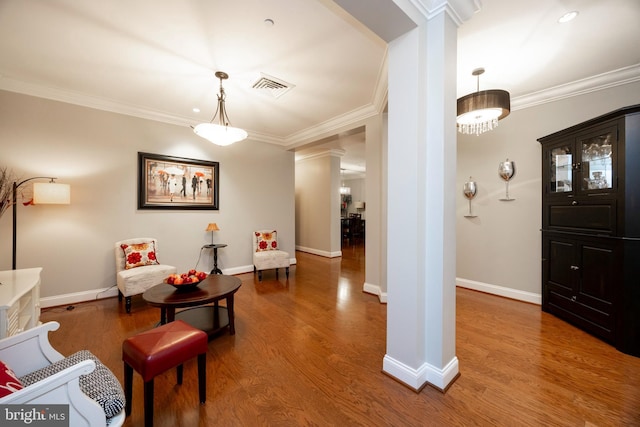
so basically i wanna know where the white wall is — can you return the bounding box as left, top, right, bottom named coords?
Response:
left=456, top=81, right=640, bottom=302
left=0, top=90, right=295, bottom=305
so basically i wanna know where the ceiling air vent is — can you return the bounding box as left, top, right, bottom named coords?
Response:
left=251, top=73, right=294, bottom=98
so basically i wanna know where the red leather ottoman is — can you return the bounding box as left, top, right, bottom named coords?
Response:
left=123, top=320, right=208, bottom=427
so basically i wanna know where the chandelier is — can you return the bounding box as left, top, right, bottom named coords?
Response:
left=193, top=71, right=248, bottom=146
left=457, top=68, right=510, bottom=135
left=340, top=169, right=351, bottom=195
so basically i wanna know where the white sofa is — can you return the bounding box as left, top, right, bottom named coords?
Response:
left=252, top=230, right=290, bottom=281
left=115, top=238, right=176, bottom=313
left=0, top=322, right=125, bottom=427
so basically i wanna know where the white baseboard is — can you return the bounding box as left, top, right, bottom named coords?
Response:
left=41, top=261, right=299, bottom=308
left=363, top=282, right=387, bottom=303
left=456, top=278, right=541, bottom=305
left=383, top=354, right=459, bottom=392
left=295, top=245, right=341, bottom=258
left=40, top=286, right=119, bottom=308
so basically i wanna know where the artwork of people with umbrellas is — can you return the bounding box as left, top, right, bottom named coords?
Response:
left=140, top=153, right=218, bottom=209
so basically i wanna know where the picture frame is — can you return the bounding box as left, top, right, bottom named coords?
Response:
left=138, top=152, right=219, bottom=210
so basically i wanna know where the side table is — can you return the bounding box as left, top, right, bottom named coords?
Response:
left=202, top=243, right=227, bottom=274
left=142, top=274, right=242, bottom=338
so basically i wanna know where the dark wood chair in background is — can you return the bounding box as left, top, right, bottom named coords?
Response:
left=349, top=214, right=364, bottom=245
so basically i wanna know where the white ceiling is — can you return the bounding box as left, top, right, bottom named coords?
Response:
left=1, top=0, right=639, bottom=175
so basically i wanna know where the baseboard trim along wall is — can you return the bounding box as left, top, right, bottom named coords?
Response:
left=41, top=269, right=535, bottom=309
left=363, top=282, right=387, bottom=303
left=41, top=287, right=120, bottom=309
left=382, top=354, right=460, bottom=392
left=41, top=258, right=298, bottom=309
left=456, top=278, right=541, bottom=305
left=295, top=245, right=342, bottom=258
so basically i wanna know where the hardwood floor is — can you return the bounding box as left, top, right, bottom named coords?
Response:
left=41, top=244, right=640, bottom=426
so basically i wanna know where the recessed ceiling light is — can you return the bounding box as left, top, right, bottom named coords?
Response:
left=558, top=11, right=578, bottom=23
left=264, top=18, right=274, bottom=27
left=192, top=107, right=200, bottom=113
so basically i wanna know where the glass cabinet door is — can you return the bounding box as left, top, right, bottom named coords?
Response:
left=579, top=130, right=613, bottom=191
left=549, top=144, right=573, bottom=193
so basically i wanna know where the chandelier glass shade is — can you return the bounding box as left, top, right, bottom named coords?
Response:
left=193, top=71, right=248, bottom=146
left=457, top=68, right=510, bottom=135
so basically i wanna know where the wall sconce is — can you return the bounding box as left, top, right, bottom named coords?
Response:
left=463, top=177, right=477, bottom=218
left=13, top=177, right=70, bottom=269
left=498, top=158, right=516, bottom=201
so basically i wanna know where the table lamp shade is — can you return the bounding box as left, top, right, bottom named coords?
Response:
left=206, top=223, right=220, bottom=232
left=32, top=183, right=71, bottom=204
left=354, top=201, right=365, bottom=209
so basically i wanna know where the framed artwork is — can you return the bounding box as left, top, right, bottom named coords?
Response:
left=138, top=152, right=219, bottom=210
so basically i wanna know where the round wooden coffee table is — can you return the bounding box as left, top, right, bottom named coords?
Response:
left=142, top=274, right=242, bottom=337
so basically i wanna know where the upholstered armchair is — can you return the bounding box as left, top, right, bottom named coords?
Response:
left=252, top=230, right=290, bottom=281
left=0, top=321, right=125, bottom=427
left=115, top=238, right=176, bottom=313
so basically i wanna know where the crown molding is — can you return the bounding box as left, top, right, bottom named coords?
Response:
left=0, top=76, right=197, bottom=128
left=295, top=148, right=346, bottom=163
left=398, top=0, right=481, bottom=26
left=512, top=64, right=640, bottom=111
left=3, top=62, right=638, bottom=150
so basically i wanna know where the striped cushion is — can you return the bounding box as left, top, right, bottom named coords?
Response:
left=19, top=350, right=124, bottom=420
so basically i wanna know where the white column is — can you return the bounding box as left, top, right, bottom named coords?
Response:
left=363, top=115, right=387, bottom=301
left=383, top=9, right=459, bottom=391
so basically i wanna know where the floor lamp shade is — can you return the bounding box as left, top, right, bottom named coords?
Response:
left=13, top=178, right=70, bottom=269
left=33, top=182, right=70, bottom=204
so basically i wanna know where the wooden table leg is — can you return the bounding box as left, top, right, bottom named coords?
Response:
left=227, top=295, right=235, bottom=335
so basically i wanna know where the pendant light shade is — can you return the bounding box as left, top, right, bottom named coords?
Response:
left=457, top=68, right=510, bottom=135
left=193, top=71, right=248, bottom=146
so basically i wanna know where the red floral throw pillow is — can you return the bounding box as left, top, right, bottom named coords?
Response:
left=121, top=241, right=160, bottom=270
left=255, top=231, right=278, bottom=252
left=0, top=360, right=24, bottom=397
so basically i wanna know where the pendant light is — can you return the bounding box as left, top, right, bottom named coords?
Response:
left=193, top=71, right=248, bottom=146
left=457, top=68, right=510, bottom=135
left=339, top=169, right=351, bottom=195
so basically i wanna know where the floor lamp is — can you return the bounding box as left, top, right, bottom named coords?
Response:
left=12, top=177, right=70, bottom=270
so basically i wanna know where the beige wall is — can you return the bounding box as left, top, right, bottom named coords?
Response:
left=294, top=151, right=341, bottom=257
left=0, top=90, right=295, bottom=305
left=456, top=81, right=640, bottom=302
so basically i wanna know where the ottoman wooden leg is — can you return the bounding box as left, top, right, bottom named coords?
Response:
left=198, top=353, right=206, bottom=404
left=124, top=363, right=133, bottom=416
left=144, top=379, right=154, bottom=427
left=177, top=363, right=183, bottom=385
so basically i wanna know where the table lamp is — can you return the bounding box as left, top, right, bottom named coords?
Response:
left=205, top=223, right=220, bottom=245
